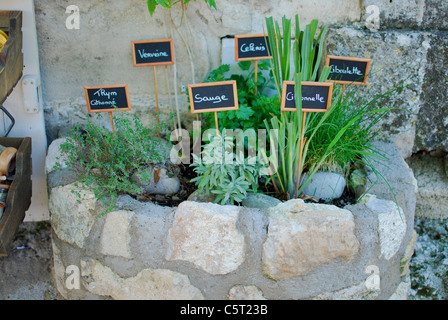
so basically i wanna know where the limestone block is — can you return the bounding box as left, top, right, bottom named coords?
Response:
left=49, top=183, right=97, bottom=248
left=364, top=195, right=406, bottom=260
left=400, top=230, right=418, bottom=277
left=363, top=0, right=425, bottom=29
left=326, top=28, right=430, bottom=158
left=407, top=153, right=448, bottom=219
left=165, top=201, right=245, bottom=275
left=262, top=199, right=360, bottom=280
left=100, top=210, right=134, bottom=259
left=80, top=258, right=204, bottom=300
left=228, top=285, right=266, bottom=300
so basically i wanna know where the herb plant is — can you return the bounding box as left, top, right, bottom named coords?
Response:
left=190, top=129, right=260, bottom=205
left=58, top=113, right=170, bottom=216
left=200, top=61, right=280, bottom=132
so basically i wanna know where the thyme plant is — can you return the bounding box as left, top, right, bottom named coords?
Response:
left=58, top=113, right=171, bottom=216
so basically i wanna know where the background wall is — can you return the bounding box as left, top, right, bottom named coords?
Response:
left=34, top=0, right=448, bottom=160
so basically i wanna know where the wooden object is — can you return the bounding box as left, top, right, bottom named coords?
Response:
left=281, top=81, right=333, bottom=112
left=84, top=84, right=132, bottom=133
left=0, top=11, right=23, bottom=105
left=325, top=55, right=372, bottom=86
left=234, top=34, right=271, bottom=61
left=0, top=137, right=32, bottom=257
left=131, top=39, right=174, bottom=67
left=188, top=81, right=239, bottom=135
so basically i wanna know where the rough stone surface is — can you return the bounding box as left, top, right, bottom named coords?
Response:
left=80, top=258, right=204, bottom=300
left=262, top=199, right=360, bottom=280
left=326, top=27, right=429, bottom=158
left=100, top=210, right=134, bottom=258
left=363, top=195, right=406, bottom=260
left=228, top=285, right=266, bottom=300
left=363, top=0, right=448, bottom=30
left=49, top=183, right=97, bottom=248
left=165, top=201, right=245, bottom=275
left=406, top=153, right=448, bottom=219
left=241, top=193, right=282, bottom=208
left=302, top=171, right=346, bottom=201
left=389, top=281, right=411, bottom=300
left=415, top=33, right=448, bottom=152
left=312, top=280, right=380, bottom=300
left=401, top=230, right=418, bottom=277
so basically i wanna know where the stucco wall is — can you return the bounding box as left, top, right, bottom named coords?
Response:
left=34, top=0, right=448, bottom=157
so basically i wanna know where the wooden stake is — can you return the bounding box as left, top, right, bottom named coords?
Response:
left=153, top=65, right=161, bottom=137
left=254, top=60, right=258, bottom=95
left=341, top=83, right=346, bottom=97
left=295, top=111, right=307, bottom=197
left=214, top=112, right=219, bottom=136
left=109, top=112, right=115, bottom=133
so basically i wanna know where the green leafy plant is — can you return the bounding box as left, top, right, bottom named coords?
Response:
left=147, top=0, right=217, bottom=16
left=200, top=61, right=280, bottom=132
left=58, top=113, right=171, bottom=216
left=190, top=129, right=260, bottom=205
left=262, top=14, right=331, bottom=199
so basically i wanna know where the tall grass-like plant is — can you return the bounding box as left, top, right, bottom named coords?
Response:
left=262, top=15, right=331, bottom=199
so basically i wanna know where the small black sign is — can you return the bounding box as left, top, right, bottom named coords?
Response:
left=188, top=81, right=239, bottom=114
left=132, top=39, right=174, bottom=67
left=235, top=34, right=271, bottom=61
left=325, top=55, right=372, bottom=85
left=281, top=81, right=333, bottom=112
left=84, top=85, right=132, bottom=113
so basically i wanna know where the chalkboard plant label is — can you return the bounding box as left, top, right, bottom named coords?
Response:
left=132, top=38, right=174, bottom=67
left=188, top=80, right=239, bottom=113
left=281, top=81, right=333, bottom=112
left=84, top=84, right=132, bottom=113
left=235, top=34, right=271, bottom=61
left=325, top=55, right=372, bottom=85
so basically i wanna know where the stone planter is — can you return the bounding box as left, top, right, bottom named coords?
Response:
left=46, top=140, right=417, bottom=300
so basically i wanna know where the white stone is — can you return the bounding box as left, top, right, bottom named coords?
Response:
left=228, top=285, right=266, bottom=300
left=49, top=183, right=97, bottom=248
left=165, top=201, right=246, bottom=275
left=262, top=199, right=360, bottom=280
left=100, top=210, right=134, bottom=258
left=302, top=171, right=346, bottom=201
left=365, top=195, right=406, bottom=260
left=80, top=258, right=204, bottom=300
left=133, top=167, right=180, bottom=195
left=45, top=138, right=68, bottom=174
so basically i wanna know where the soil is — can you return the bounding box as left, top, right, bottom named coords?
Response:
left=133, top=162, right=358, bottom=209
left=0, top=221, right=60, bottom=300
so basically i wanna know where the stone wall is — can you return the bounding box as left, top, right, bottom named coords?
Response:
left=47, top=140, right=418, bottom=300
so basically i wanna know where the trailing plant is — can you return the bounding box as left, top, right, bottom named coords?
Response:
left=190, top=129, right=260, bottom=205
left=200, top=61, right=280, bottom=132
left=57, top=113, right=171, bottom=216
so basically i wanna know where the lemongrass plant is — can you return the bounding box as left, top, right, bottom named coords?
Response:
left=262, top=14, right=331, bottom=199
